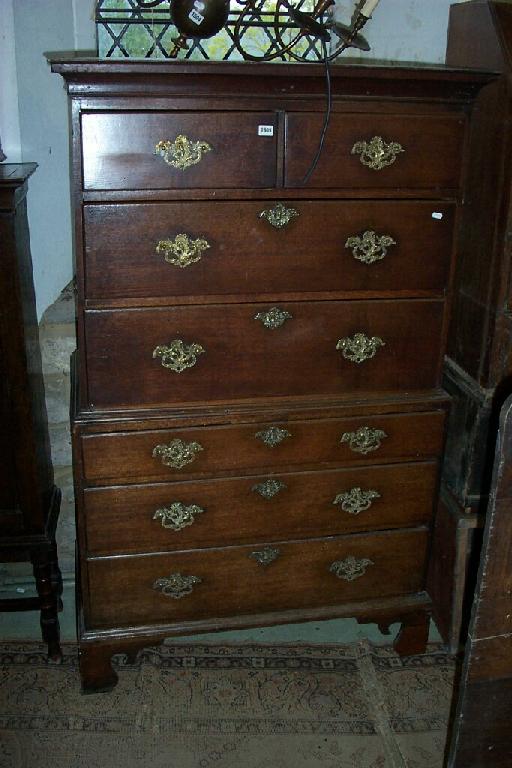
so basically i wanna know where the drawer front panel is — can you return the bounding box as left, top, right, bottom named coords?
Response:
left=82, top=112, right=277, bottom=190
left=285, top=114, right=465, bottom=189
left=85, top=300, right=444, bottom=409
left=84, top=461, right=437, bottom=555
left=80, top=410, right=445, bottom=485
left=86, top=528, right=428, bottom=628
left=84, top=201, right=454, bottom=300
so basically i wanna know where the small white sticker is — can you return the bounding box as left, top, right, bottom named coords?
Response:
left=432, top=212, right=443, bottom=220
left=258, top=125, right=274, bottom=137
left=188, top=8, right=204, bottom=25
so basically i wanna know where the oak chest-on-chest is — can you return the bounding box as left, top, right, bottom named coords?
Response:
left=51, top=58, right=495, bottom=692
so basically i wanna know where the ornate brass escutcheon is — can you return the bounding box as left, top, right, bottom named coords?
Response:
left=351, top=136, right=404, bottom=171
left=156, top=233, right=210, bottom=268
left=153, top=339, right=205, bottom=373
left=333, top=487, right=381, bottom=515
left=249, top=545, right=281, bottom=566
left=329, top=556, right=374, bottom=582
left=340, top=427, right=388, bottom=455
left=155, top=135, right=212, bottom=170
left=254, top=307, right=293, bottom=329
left=153, top=572, right=202, bottom=599
left=336, top=333, right=385, bottom=364
left=152, top=438, right=204, bottom=469
left=255, top=426, right=292, bottom=447
left=153, top=501, right=205, bottom=531
left=252, top=478, right=287, bottom=499
left=345, top=230, right=396, bottom=265
left=259, top=202, right=299, bottom=229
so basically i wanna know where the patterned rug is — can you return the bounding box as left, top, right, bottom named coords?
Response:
left=0, top=642, right=455, bottom=768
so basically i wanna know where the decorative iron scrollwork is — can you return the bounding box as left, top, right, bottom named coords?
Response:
left=333, top=487, right=381, bottom=515
left=345, top=230, right=396, bottom=265
left=153, top=572, right=202, bottom=599
left=254, top=307, right=293, bottom=329
left=329, top=556, right=374, bottom=582
left=259, top=202, right=299, bottom=229
left=156, top=233, right=210, bottom=268
left=351, top=136, right=404, bottom=171
left=340, top=427, right=387, bottom=455
left=249, top=546, right=281, bottom=566
left=152, top=438, right=204, bottom=469
left=255, top=426, right=291, bottom=447
left=155, top=135, right=212, bottom=170
left=252, top=478, right=287, bottom=499
left=153, top=339, right=205, bottom=373
left=336, top=333, right=385, bottom=364
left=153, top=502, right=205, bottom=531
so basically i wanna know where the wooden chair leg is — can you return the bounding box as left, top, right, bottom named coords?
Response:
left=31, top=548, right=62, bottom=662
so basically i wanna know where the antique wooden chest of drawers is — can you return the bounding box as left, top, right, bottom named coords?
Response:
left=52, top=58, right=495, bottom=692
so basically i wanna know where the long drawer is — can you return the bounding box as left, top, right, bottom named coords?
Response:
left=86, top=528, right=428, bottom=628
left=84, top=299, right=444, bottom=409
left=83, top=461, right=437, bottom=555
left=83, top=201, right=455, bottom=300
left=79, top=410, right=445, bottom=485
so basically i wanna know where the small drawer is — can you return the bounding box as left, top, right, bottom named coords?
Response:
left=285, top=113, right=465, bottom=189
left=83, top=201, right=455, bottom=300
left=81, top=111, right=277, bottom=190
left=86, top=528, right=428, bottom=628
left=84, top=299, right=444, bottom=410
left=80, top=410, right=446, bottom=485
left=83, top=461, right=438, bottom=555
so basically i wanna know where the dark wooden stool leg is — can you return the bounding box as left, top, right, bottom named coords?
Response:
left=80, top=644, right=119, bottom=694
left=393, top=610, right=431, bottom=657
left=31, top=548, right=62, bottom=662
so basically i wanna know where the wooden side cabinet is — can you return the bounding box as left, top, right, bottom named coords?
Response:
left=0, top=163, right=62, bottom=660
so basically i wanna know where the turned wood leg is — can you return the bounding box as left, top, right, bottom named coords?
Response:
left=31, top=548, right=62, bottom=662
left=49, top=542, right=64, bottom=611
left=80, top=644, right=119, bottom=694
left=393, top=611, right=431, bottom=657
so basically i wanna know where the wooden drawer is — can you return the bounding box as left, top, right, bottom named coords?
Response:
left=83, top=201, right=455, bottom=301
left=84, top=461, right=437, bottom=556
left=84, top=299, right=444, bottom=409
left=80, top=410, right=445, bottom=485
left=81, top=111, right=277, bottom=190
left=86, top=528, right=428, bottom=628
left=285, top=113, right=465, bottom=189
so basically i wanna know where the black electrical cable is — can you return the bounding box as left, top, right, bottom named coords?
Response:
left=302, top=39, right=332, bottom=186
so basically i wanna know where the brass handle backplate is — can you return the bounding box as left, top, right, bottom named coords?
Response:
left=252, top=478, right=287, bottom=499
left=336, top=333, right=385, bottom=364
left=333, top=487, right=381, bottom=515
left=351, top=136, right=404, bottom=171
left=329, top=556, right=374, bottom=581
left=153, top=438, right=204, bottom=469
left=345, top=230, right=396, bottom=264
left=254, top=307, right=292, bottom=329
left=156, top=234, right=210, bottom=268
left=153, top=572, right=202, bottom=599
left=155, top=135, right=212, bottom=170
left=153, top=339, right=204, bottom=372
left=153, top=501, right=205, bottom=531
left=259, top=202, right=299, bottom=229
left=340, top=427, right=387, bottom=455
left=255, top=426, right=291, bottom=447
left=249, top=546, right=281, bottom=566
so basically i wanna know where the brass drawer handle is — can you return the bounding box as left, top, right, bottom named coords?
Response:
left=255, top=426, right=291, bottom=447
left=329, top=556, right=374, bottom=582
left=153, top=502, right=205, bottom=531
left=345, top=230, right=396, bottom=265
left=155, top=135, right=212, bottom=170
left=340, top=427, right=387, bottom=455
left=249, top=546, right=280, bottom=566
left=333, top=487, right=381, bottom=515
left=153, top=339, right=205, bottom=372
left=259, top=202, right=299, bottom=229
left=351, top=136, right=404, bottom=171
left=156, top=234, right=210, bottom=268
left=252, top=478, right=287, bottom=499
left=336, top=333, right=385, bottom=364
left=153, top=572, right=202, bottom=599
left=153, top=438, right=204, bottom=469
left=254, top=307, right=292, bottom=329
